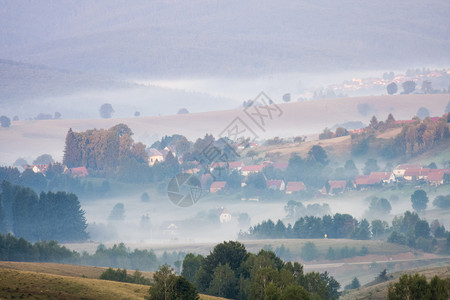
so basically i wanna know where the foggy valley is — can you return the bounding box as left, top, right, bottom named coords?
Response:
left=1, top=1, right=450, bottom=299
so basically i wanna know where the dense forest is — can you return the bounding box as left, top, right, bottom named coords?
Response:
left=0, top=181, right=88, bottom=242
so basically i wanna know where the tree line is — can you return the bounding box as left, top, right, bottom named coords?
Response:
left=0, top=181, right=88, bottom=242
left=239, top=213, right=372, bottom=240
left=239, top=211, right=450, bottom=253
left=0, top=234, right=184, bottom=273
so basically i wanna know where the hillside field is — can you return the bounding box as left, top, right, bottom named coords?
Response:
left=0, top=94, right=448, bottom=165
left=0, top=262, right=224, bottom=300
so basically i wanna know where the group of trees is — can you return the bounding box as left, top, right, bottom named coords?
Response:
left=181, top=241, right=340, bottom=299
left=0, top=181, right=89, bottom=242
left=239, top=213, right=371, bottom=240
left=380, top=115, right=450, bottom=158
left=388, top=273, right=449, bottom=300
left=63, top=124, right=147, bottom=171
left=0, top=165, right=111, bottom=199
left=239, top=210, right=449, bottom=254
left=99, top=268, right=151, bottom=285
left=149, top=264, right=199, bottom=300
left=387, top=211, right=447, bottom=252
left=350, top=113, right=398, bottom=156
left=386, top=81, right=417, bottom=95
left=0, top=234, right=78, bottom=262
left=0, top=235, right=181, bottom=273
left=319, top=127, right=348, bottom=140
left=433, top=194, right=450, bottom=209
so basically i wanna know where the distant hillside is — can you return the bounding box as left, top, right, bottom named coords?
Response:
left=1, top=1, right=449, bottom=76
left=0, top=94, right=447, bottom=165
left=0, top=59, right=236, bottom=118
left=341, top=266, right=450, bottom=300
left=0, top=59, right=131, bottom=102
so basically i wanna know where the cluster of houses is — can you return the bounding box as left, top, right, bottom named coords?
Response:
left=23, top=164, right=89, bottom=178
left=200, top=160, right=309, bottom=195
left=201, top=161, right=450, bottom=196
left=327, top=69, right=450, bottom=95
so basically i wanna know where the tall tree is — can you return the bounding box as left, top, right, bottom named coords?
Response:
left=363, top=158, right=379, bottom=175
left=308, top=145, right=329, bottom=165
left=99, top=103, right=114, bottom=119
left=63, top=128, right=82, bottom=168
left=0, top=116, right=11, bottom=128
left=411, top=190, right=428, bottom=212
left=0, top=196, right=7, bottom=234
left=369, top=115, right=379, bottom=129
left=402, top=81, right=416, bottom=94
left=12, top=187, right=39, bottom=241
left=386, top=82, right=398, bottom=95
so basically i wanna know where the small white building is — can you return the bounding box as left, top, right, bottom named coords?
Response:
left=219, top=207, right=232, bottom=223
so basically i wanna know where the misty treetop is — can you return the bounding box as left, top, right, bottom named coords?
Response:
left=0, top=181, right=88, bottom=242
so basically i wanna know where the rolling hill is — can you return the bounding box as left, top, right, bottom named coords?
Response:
left=0, top=93, right=448, bottom=165
left=340, top=266, right=450, bottom=300
left=1, top=1, right=449, bottom=76
left=0, top=262, right=225, bottom=300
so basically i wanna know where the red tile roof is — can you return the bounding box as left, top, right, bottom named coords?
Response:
left=211, top=161, right=243, bottom=169
left=395, top=164, right=423, bottom=170
left=210, top=181, right=227, bottom=192
left=355, top=175, right=371, bottom=186
left=241, top=165, right=264, bottom=172
left=70, top=167, right=88, bottom=177
left=404, top=168, right=430, bottom=177
left=427, top=170, right=444, bottom=182
left=286, top=181, right=306, bottom=193
left=267, top=180, right=284, bottom=190
left=368, top=172, right=392, bottom=183
left=329, top=180, right=346, bottom=189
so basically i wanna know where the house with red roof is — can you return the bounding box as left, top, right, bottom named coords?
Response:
left=210, top=161, right=243, bottom=172
left=403, top=168, right=430, bottom=181
left=427, top=169, right=444, bottom=186
left=393, top=164, right=423, bottom=178
left=147, top=148, right=164, bottom=166
left=368, top=172, right=395, bottom=184
left=427, top=169, right=450, bottom=186
left=285, top=181, right=306, bottom=194
left=241, top=165, right=264, bottom=176
left=24, top=164, right=49, bottom=175
left=323, top=180, right=347, bottom=195
left=266, top=180, right=285, bottom=191
left=210, top=181, right=227, bottom=193
left=69, top=167, right=89, bottom=178
left=354, top=175, right=371, bottom=189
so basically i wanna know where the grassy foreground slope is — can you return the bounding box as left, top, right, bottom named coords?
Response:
left=340, top=266, right=450, bottom=300
left=0, top=262, right=224, bottom=300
